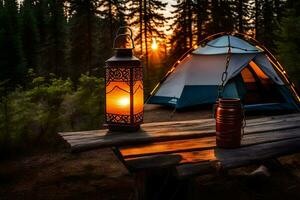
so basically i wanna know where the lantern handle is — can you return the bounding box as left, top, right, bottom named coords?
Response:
left=116, top=26, right=133, bottom=38
left=113, top=33, right=135, bottom=49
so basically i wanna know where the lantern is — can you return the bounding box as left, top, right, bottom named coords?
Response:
left=105, top=32, right=143, bottom=131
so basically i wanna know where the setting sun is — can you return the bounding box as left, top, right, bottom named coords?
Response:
left=151, top=38, right=158, bottom=50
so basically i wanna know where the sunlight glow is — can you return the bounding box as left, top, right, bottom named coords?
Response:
left=151, top=38, right=158, bottom=50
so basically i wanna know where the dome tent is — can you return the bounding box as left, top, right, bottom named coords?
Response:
left=147, top=33, right=300, bottom=111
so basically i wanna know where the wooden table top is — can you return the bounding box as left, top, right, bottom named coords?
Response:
left=59, top=113, right=300, bottom=178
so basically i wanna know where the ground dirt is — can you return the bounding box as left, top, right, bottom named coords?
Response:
left=1, top=105, right=300, bottom=200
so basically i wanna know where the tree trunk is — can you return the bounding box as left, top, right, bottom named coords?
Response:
left=238, top=0, right=243, bottom=33
left=108, top=0, right=113, bottom=47
left=143, top=0, right=148, bottom=78
left=255, top=0, right=259, bottom=39
left=196, top=0, right=202, bottom=43
left=183, top=1, right=187, bottom=48
left=87, top=12, right=92, bottom=74
left=187, top=0, right=193, bottom=48
left=139, top=0, right=143, bottom=55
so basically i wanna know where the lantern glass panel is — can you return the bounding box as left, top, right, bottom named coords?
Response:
left=106, top=81, right=131, bottom=116
left=133, top=80, right=144, bottom=114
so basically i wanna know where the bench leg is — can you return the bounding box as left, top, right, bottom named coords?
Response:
left=135, top=171, right=147, bottom=200
left=262, top=158, right=284, bottom=171
left=134, top=168, right=193, bottom=200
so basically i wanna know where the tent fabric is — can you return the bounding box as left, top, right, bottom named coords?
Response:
left=277, top=85, right=300, bottom=110
left=149, top=84, right=239, bottom=108
left=155, top=54, right=256, bottom=99
left=148, top=35, right=299, bottom=111
left=155, top=55, right=191, bottom=99
left=177, top=82, right=240, bottom=108
left=193, top=35, right=262, bottom=55
left=252, top=54, right=284, bottom=85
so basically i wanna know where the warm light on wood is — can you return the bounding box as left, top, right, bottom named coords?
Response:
left=151, top=38, right=158, bottom=50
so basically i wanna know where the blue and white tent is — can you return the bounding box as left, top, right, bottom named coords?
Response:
left=147, top=35, right=300, bottom=111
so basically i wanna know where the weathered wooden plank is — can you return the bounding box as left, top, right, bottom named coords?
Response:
left=173, top=149, right=217, bottom=164
left=67, top=130, right=215, bottom=153
left=125, top=154, right=182, bottom=171
left=167, top=127, right=300, bottom=164
left=63, top=116, right=300, bottom=152
left=124, top=127, right=300, bottom=171
left=218, top=138, right=300, bottom=169
left=120, top=137, right=215, bottom=159
left=59, top=119, right=215, bottom=137
left=119, top=125, right=300, bottom=158
left=175, top=137, right=300, bottom=178
left=175, top=162, right=216, bottom=179
left=59, top=113, right=300, bottom=138
left=58, top=113, right=300, bottom=152
left=66, top=117, right=300, bottom=145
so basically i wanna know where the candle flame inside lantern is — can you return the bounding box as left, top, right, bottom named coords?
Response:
left=106, top=82, right=131, bottom=115
left=118, top=97, right=130, bottom=107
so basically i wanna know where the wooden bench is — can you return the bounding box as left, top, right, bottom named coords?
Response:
left=59, top=113, right=300, bottom=199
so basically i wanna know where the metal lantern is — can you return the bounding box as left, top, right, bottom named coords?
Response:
left=105, top=32, right=143, bottom=132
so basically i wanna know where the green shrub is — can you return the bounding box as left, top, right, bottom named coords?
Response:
left=61, top=74, right=104, bottom=131
left=0, top=74, right=104, bottom=156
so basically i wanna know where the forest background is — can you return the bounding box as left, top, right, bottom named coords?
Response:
left=0, top=0, right=299, bottom=157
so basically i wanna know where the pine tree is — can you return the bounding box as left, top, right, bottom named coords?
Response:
left=193, top=0, right=209, bottom=42
left=97, top=0, right=127, bottom=77
left=274, top=0, right=285, bottom=22
left=20, top=0, right=40, bottom=71
left=253, top=0, right=260, bottom=36
left=207, top=0, right=234, bottom=34
left=232, top=0, right=252, bottom=33
left=169, top=0, right=193, bottom=58
left=68, top=0, right=100, bottom=82
left=0, top=0, right=25, bottom=86
left=261, top=0, right=276, bottom=49
left=126, top=0, right=168, bottom=94
left=43, top=0, right=68, bottom=77
left=127, top=0, right=143, bottom=54
left=99, top=0, right=126, bottom=47
left=128, top=0, right=167, bottom=69
left=143, top=0, right=167, bottom=91
left=276, top=0, right=300, bottom=86
left=34, top=0, right=48, bottom=45
left=254, top=0, right=285, bottom=51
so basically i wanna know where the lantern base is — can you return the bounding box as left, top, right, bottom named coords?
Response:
left=107, top=124, right=141, bottom=132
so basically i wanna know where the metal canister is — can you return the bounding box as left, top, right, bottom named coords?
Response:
left=215, top=98, right=243, bottom=148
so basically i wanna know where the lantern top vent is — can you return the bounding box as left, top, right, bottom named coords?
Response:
left=105, top=31, right=141, bottom=67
